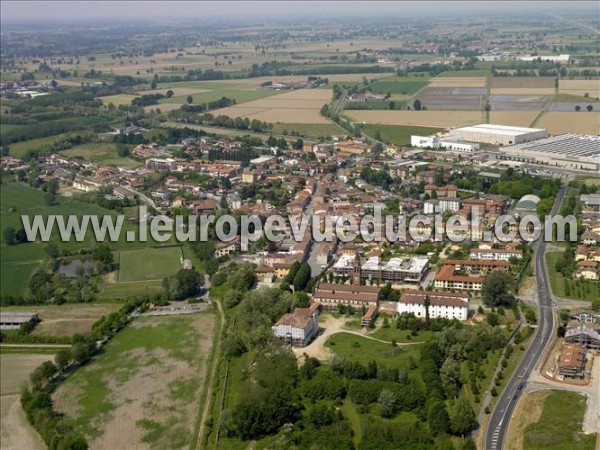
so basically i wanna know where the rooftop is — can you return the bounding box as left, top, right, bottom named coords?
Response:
left=456, top=123, right=547, bottom=136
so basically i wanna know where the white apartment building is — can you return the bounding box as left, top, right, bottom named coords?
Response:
left=397, top=291, right=469, bottom=321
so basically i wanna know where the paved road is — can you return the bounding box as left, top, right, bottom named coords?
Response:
left=485, top=186, right=565, bottom=450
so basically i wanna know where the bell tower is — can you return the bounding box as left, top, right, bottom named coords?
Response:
left=353, top=252, right=361, bottom=285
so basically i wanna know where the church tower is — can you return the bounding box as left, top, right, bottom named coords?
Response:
left=353, top=252, right=361, bottom=285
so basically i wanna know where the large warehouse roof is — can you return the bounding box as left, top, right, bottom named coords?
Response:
left=506, top=134, right=600, bottom=159
left=455, top=124, right=547, bottom=136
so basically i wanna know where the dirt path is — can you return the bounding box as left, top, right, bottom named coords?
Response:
left=0, top=395, right=45, bottom=450
left=195, top=298, right=225, bottom=449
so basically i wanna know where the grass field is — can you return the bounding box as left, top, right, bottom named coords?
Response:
left=522, top=390, right=595, bottom=450
left=324, top=332, right=422, bottom=369
left=0, top=261, right=40, bottom=297
left=8, top=134, right=72, bottom=159
left=117, top=246, right=183, bottom=282
left=270, top=122, right=346, bottom=137
left=0, top=303, right=121, bottom=336
left=545, top=251, right=600, bottom=302
left=367, top=77, right=429, bottom=95
left=61, top=142, right=142, bottom=168
left=53, top=313, right=215, bottom=449
left=97, top=94, right=139, bottom=106
left=159, top=89, right=277, bottom=106
left=362, top=124, right=444, bottom=145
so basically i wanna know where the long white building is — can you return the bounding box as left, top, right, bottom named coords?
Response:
left=452, top=124, right=549, bottom=146
left=397, top=291, right=469, bottom=321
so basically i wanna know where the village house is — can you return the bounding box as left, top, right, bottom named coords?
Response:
left=272, top=303, right=319, bottom=347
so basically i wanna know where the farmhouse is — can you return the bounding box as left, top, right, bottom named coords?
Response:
left=500, top=134, right=600, bottom=172
left=397, top=291, right=469, bottom=321
left=272, top=303, right=319, bottom=347
left=0, top=312, right=40, bottom=330
left=452, top=124, right=549, bottom=146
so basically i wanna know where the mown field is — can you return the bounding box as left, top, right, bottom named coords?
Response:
left=117, top=246, right=183, bottom=282
left=53, top=313, right=215, bottom=450
left=522, top=390, right=595, bottom=450
left=367, top=77, right=429, bottom=95
left=0, top=303, right=121, bottom=336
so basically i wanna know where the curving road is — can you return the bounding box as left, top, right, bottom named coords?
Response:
left=485, top=186, right=565, bottom=450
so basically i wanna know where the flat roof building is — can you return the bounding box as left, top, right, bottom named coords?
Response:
left=453, top=124, right=549, bottom=146
left=500, top=134, right=600, bottom=172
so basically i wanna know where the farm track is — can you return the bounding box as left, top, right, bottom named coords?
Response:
left=195, top=298, right=225, bottom=449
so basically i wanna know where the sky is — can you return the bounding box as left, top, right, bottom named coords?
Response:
left=1, top=1, right=597, bottom=23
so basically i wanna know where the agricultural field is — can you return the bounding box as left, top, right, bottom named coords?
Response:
left=117, top=246, right=184, bottom=282
left=8, top=133, right=73, bottom=159
left=489, top=111, right=540, bottom=127
left=213, top=88, right=333, bottom=123
left=489, top=94, right=550, bottom=111
left=53, top=313, right=215, bottom=449
left=346, top=110, right=482, bottom=128
left=428, top=76, right=487, bottom=88
left=536, top=111, right=600, bottom=135
left=362, top=124, right=444, bottom=146
left=559, top=79, right=600, bottom=99
left=0, top=303, right=121, bottom=337
left=367, top=76, right=429, bottom=95
left=270, top=122, right=346, bottom=137
left=61, top=142, right=142, bottom=168
left=0, top=353, right=52, bottom=450
left=520, top=390, right=595, bottom=450
left=158, top=88, right=278, bottom=106
left=416, top=86, right=485, bottom=110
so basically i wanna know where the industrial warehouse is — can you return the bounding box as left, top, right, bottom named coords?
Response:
left=452, top=124, right=550, bottom=146
left=499, top=134, right=600, bottom=171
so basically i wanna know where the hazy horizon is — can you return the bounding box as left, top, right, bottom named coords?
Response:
left=1, top=1, right=599, bottom=24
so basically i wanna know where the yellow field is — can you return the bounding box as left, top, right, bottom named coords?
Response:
left=559, top=79, right=600, bottom=99
left=428, top=77, right=487, bottom=88
left=212, top=88, right=332, bottom=123
left=489, top=111, right=539, bottom=127
left=537, top=111, right=600, bottom=135
left=347, top=110, right=482, bottom=128
left=490, top=77, right=555, bottom=89
left=490, top=88, right=555, bottom=95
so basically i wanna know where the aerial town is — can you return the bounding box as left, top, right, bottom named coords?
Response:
left=0, top=2, right=599, bottom=450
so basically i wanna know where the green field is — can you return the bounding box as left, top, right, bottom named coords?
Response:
left=8, top=133, right=72, bottom=159
left=362, top=124, right=444, bottom=145
left=0, top=261, right=40, bottom=297
left=435, top=70, right=489, bottom=77
left=523, top=390, right=595, bottom=450
left=345, top=100, right=407, bottom=111
left=324, top=332, right=423, bottom=369
left=61, top=142, right=142, bottom=168
left=117, top=246, right=183, bottom=282
left=545, top=251, right=600, bottom=302
left=270, top=122, right=346, bottom=137
left=53, top=314, right=215, bottom=447
left=367, top=77, right=429, bottom=95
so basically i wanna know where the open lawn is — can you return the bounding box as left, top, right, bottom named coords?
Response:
left=362, top=124, right=443, bottom=145
left=0, top=303, right=121, bottom=337
left=117, top=246, right=184, bottom=282
left=53, top=313, right=215, bottom=450
left=522, top=390, right=595, bottom=450
left=324, top=332, right=422, bottom=369
left=347, top=110, right=482, bottom=128
left=0, top=353, right=51, bottom=450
